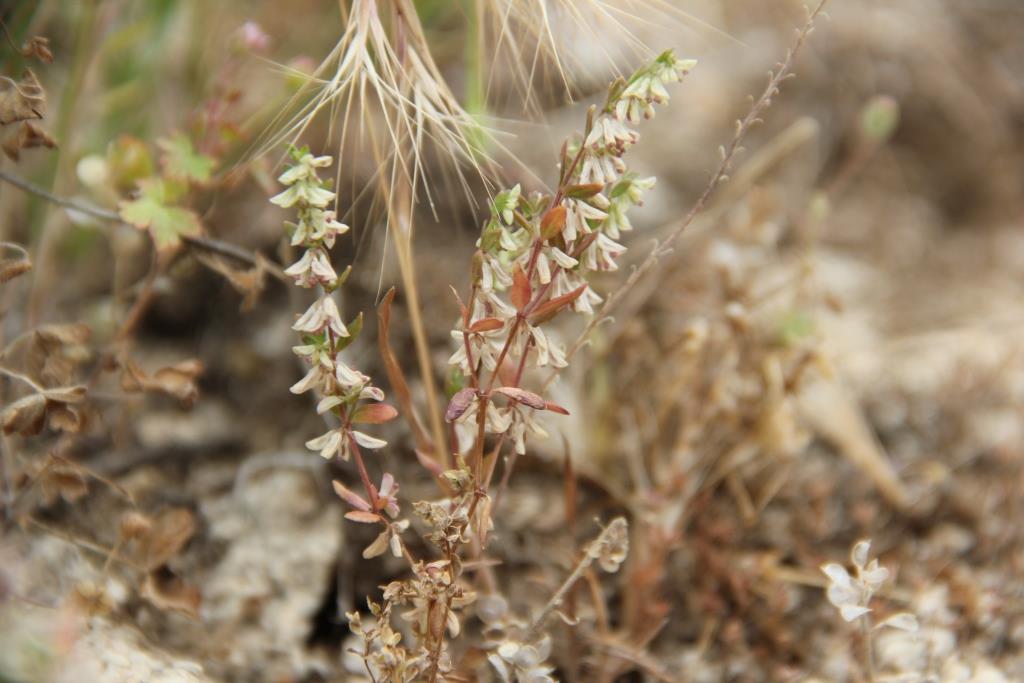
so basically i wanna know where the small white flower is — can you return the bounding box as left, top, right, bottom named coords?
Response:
left=484, top=403, right=513, bottom=434
left=284, top=248, right=338, bottom=287
left=548, top=246, right=578, bottom=270
left=359, top=385, right=385, bottom=401
left=529, top=325, right=568, bottom=368
left=821, top=539, right=894, bottom=623
left=336, top=361, right=369, bottom=390
left=290, top=364, right=329, bottom=395
left=292, top=294, right=349, bottom=337
left=585, top=115, right=638, bottom=150
left=564, top=198, right=608, bottom=242
left=306, top=429, right=343, bottom=460
left=579, top=150, right=621, bottom=186
left=877, top=612, right=919, bottom=632
left=317, top=395, right=344, bottom=414
left=352, top=430, right=387, bottom=450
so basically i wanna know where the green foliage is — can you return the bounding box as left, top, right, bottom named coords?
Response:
left=118, top=178, right=201, bottom=250
left=157, top=133, right=216, bottom=184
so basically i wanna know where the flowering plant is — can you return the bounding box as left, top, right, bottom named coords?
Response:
left=275, top=51, right=694, bottom=681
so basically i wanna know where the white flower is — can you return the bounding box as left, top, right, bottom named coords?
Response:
left=584, top=115, right=638, bottom=150
left=292, top=294, right=349, bottom=337
left=291, top=209, right=349, bottom=247
left=336, top=361, right=369, bottom=390
left=270, top=181, right=336, bottom=209
left=284, top=248, right=338, bottom=287
left=488, top=636, right=555, bottom=683
left=360, top=385, right=385, bottom=401
left=290, top=364, right=330, bottom=395
left=306, top=429, right=344, bottom=460
left=352, top=430, right=387, bottom=450
left=480, top=253, right=513, bottom=292
left=548, top=246, right=578, bottom=270
left=529, top=325, right=568, bottom=368
left=579, top=150, right=622, bottom=186
left=564, top=198, right=608, bottom=242
left=821, top=539, right=893, bottom=622
left=485, top=403, right=513, bottom=435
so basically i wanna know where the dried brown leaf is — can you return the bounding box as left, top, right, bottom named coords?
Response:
left=2, top=394, right=46, bottom=436
left=47, top=403, right=83, bottom=433
left=138, top=507, right=196, bottom=570
left=194, top=251, right=268, bottom=312
left=41, top=385, right=86, bottom=403
left=20, top=37, right=54, bottom=64
left=141, top=569, right=201, bottom=619
left=2, top=120, right=56, bottom=161
left=0, top=70, right=45, bottom=125
left=39, top=460, right=88, bottom=505
left=0, top=256, right=31, bottom=283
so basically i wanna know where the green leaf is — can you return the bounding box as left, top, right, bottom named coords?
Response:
left=158, top=133, right=216, bottom=184
left=118, top=179, right=202, bottom=250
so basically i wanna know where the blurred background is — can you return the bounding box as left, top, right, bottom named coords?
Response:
left=1, top=1, right=1023, bottom=681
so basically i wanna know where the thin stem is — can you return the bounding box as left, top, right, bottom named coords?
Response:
left=347, top=433, right=380, bottom=509
left=528, top=518, right=627, bottom=639
left=861, top=615, right=877, bottom=682
left=0, top=365, right=46, bottom=393
left=0, top=169, right=289, bottom=281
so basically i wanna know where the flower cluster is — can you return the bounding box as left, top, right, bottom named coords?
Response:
left=275, top=147, right=406, bottom=562
left=274, top=147, right=391, bottom=462
left=821, top=539, right=919, bottom=632
left=446, top=51, right=695, bottom=453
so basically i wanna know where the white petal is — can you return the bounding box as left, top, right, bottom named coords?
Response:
left=290, top=365, right=323, bottom=394
left=317, top=395, right=344, bottom=414
left=839, top=604, right=871, bottom=622
left=821, top=563, right=852, bottom=587
left=851, top=540, right=871, bottom=569
left=877, top=612, right=919, bottom=632
left=352, top=430, right=387, bottom=450
left=360, top=386, right=385, bottom=401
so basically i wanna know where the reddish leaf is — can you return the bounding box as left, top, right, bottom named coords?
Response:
left=564, top=183, right=605, bottom=200
left=351, top=403, right=399, bottom=424
left=540, top=206, right=567, bottom=241
left=545, top=401, right=571, bottom=415
left=333, top=480, right=371, bottom=511
left=345, top=510, right=382, bottom=524
left=445, top=388, right=477, bottom=422
left=528, top=285, right=589, bottom=325
left=494, top=386, right=546, bottom=410
left=468, top=317, right=504, bottom=333
left=511, top=263, right=531, bottom=312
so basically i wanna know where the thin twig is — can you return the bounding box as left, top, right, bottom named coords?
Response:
left=542, top=0, right=829, bottom=391
left=0, top=168, right=289, bottom=282
left=528, top=517, right=627, bottom=639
